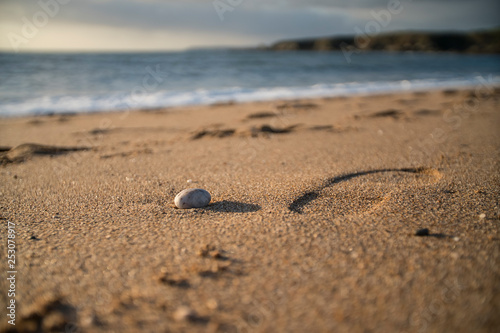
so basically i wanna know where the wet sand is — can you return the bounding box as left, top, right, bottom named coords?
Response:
left=0, top=87, right=499, bottom=332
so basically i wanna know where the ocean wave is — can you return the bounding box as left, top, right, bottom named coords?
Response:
left=1, top=76, right=498, bottom=117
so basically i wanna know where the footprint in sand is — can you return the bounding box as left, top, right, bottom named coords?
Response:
left=365, top=109, right=405, bottom=120
left=190, top=127, right=236, bottom=140
left=244, top=111, right=278, bottom=120
left=0, top=143, right=90, bottom=165
left=412, top=109, right=442, bottom=117
left=189, top=124, right=303, bottom=140
left=11, top=296, right=77, bottom=332
left=288, top=167, right=442, bottom=216
left=276, top=102, right=319, bottom=111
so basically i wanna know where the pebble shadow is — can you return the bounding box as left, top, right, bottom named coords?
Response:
left=204, top=201, right=261, bottom=213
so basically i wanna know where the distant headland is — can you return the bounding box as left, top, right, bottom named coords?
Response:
left=266, top=29, right=500, bottom=54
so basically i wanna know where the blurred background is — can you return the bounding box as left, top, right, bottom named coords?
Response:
left=0, top=0, right=499, bottom=116
left=1, top=0, right=499, bottom=52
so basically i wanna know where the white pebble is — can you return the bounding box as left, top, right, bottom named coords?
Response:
left=479, top=213, right=486, bottom=219
left=174, top=188, right=211, bottom=209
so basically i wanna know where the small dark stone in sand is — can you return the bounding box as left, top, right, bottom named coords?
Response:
left=30, top=235, right=40, bottom=240
left=157, top=273, right=190, bottom=288
left=246, top=111, right=277, bottom=119
left=415, top=228, right=430, bottom=236
left=210, top=250, right=222, bottom=259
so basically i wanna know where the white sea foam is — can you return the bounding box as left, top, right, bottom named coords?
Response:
left=1, top=77, right=498, bottom=117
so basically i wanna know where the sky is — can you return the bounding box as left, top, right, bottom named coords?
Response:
left=0, top=0, right=498, bottom=52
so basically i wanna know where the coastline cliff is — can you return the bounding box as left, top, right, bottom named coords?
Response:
left=267, top=29, right=500, bottom=53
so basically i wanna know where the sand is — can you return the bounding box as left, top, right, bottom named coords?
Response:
left=0, top=87, right=499, bottom=332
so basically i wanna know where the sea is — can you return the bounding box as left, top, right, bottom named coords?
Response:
left=0, top=50, right=499, bottom=117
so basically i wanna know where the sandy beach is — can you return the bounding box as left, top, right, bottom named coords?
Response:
left=0, top=87, right=499, bottom=332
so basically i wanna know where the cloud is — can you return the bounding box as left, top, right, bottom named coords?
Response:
left=0, top=0, right=498, bottom=52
